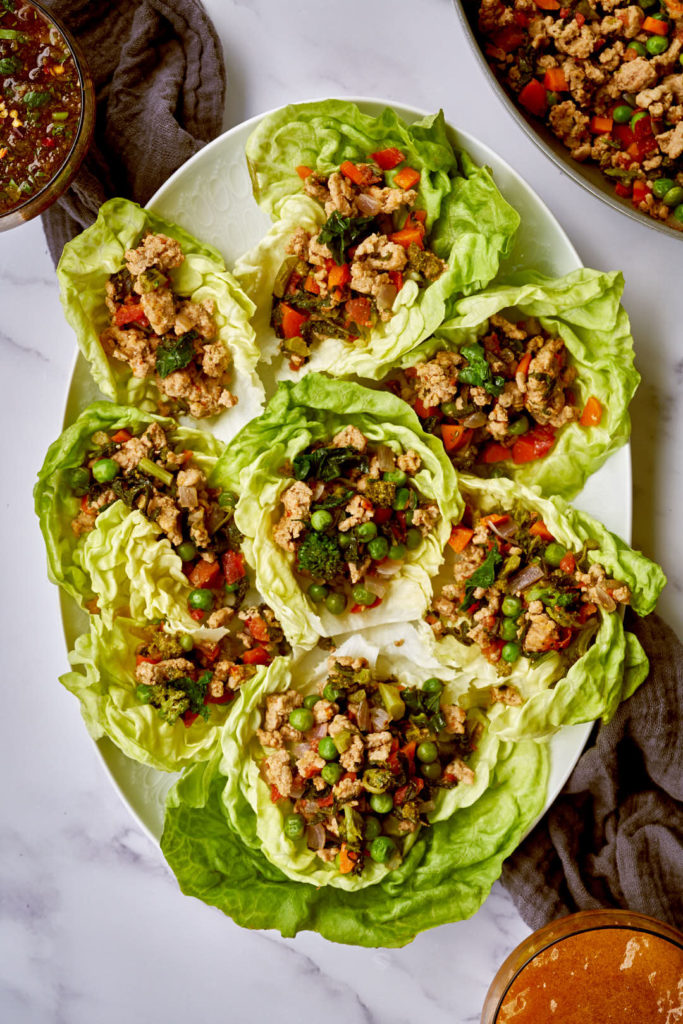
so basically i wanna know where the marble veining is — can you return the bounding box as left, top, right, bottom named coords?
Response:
left=1, top=0, right=681, bottom=1021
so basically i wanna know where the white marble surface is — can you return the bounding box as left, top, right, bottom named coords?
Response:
left=1, top=0, right=680, bottom=1020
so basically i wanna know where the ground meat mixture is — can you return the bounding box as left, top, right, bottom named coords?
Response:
left=478, top=0, right=683, bottom=228
left=101, top=232, right=237, bottom=416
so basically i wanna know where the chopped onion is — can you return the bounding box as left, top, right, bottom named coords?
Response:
left=312, top=481, right=325, bottom=500
left=376, top=445, right=396, bottom=472
left=593, top=587, right=616, bottom=613
left=489, top=517, right=519, bottom=541
left=306, top=823, right=326, bottom=851
left=356, top=699, right=371, bottom=732
left=291, top=742, right=309, bottom=759
left=364, top=579, right=386, bottom=599
left=289, top=777, right=305, bottom=800
left=508, top=564, right=545, bottom=593
left=375, top=559, right=403, bottom=577
left=306, top=722, right=328, bottom=740
left=418, top=799, right=436, bottom=814
left=375, top=282, right=397, bottom=310
left=463, top=411, right=488, bottom=429
left=370, top=706, right=391, bottom=730
left=356, top=192, right=382, bottom=216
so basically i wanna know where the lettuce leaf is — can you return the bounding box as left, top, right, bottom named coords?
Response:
left=213, top=374, right=464, bottom=648
left=426, top=475, right=666, bottom=740
left=33, top=401, right=223, bottom=617
left=57, top=197, right=264, bottom=439
left=234, top=101, right=519, bottom=378
left=394, top=268, right=638, bottom=499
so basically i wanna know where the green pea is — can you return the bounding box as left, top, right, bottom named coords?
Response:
left=370, top=792, right=394, bottom=815
left=544, top=542, right=567, bottom=567
left=338, top=531, right=354, bottom=549
left=188, top=588, right=214, bottom=611
left=369, top=835, right=396, bottom=863
left=364, top=817, right=382, bottom=841
left=525, top=586, right=548, bottom=604
left=422, top=677, right=443, bottom=695
left=218, top=491, right=238, bottom=508
left=416, top=741, right=438, bottom=764
left=392, top=487, right=411, bottom=511
left=501, top=641, right=521, bottom=664
left=308, top=583, right=328, bottom=603
left=92, top=458, right=119, bottom=483
left=323, top=682, right=342, bottom=702
left=441, top=401, right=460, bottom=418
left=311, top=509, right=333, bottom=531
left=388, top=543, right=406, bottom=560
left=637, top=0, right=656, bottom=7
left=352, top=585, right=377, bottom=606
left=507, top=415, right=529, bottom=436
left=177, top=541, right=197, bottom=562
left=662, top=186, right=683, bottom=207
left=383, top=469, right=407, bottom=485
left=500, top=618, right=519, bottom=642
left=653, top=178, right=675, bottom=198
left=406, top=527, right=422, bottom=550
left=303, top=694, right=320, bottom=710
left=318, top=736, right=339, bottom=761
left=627, top=41, right=648, bottom=58
left=673, top=204, right=683, bottom=224
left=546, top=90, right=560, bottom=107
left=630, top=110, right=648, bottom=130
left=325, top=592, right=346, bottom=615
left=356, top=521, right=377, bottom=542
left=289, top=708, right=314, bottom=732
left=368, top=536, right=389, bottom=560
left=646, top=33, right=668, bottom=56
left=502, top=595, right=522, bottom=618
left=225, top=581, right=240, bottom=593
left=179, top=633, right=194, bottom=652
left=284, top=813, right=305, bottom=840
left=612, top=105, right=633, bottom=124
left=321, top=763, right=343, bottom=785
left=69, top=467, right=90, bottom=494
left=421, top=760, right=442, bottom=781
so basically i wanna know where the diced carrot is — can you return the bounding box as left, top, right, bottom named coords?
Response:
left=589, top=115, right=613, bottom=134
left=280, top=302, right=309, bottom=339
left=543, top=67, right=568, bottom=91
left=111, top=429, right=132, bottom=443
left=340, top=160, right=372, bottom=186
left=632, top=179, right=651, bottom=204
left=304, top=274, right=320, bottom=294
left=643, top=15, right=669, bottom=33
left=412, top=208, right=427, bottom=223
left=339, top=843, right=358, bottom=874
left=389, top=226, right=425, bottom=249
left=370, top=147, right=405, bottom=170
left=516, top=351, right=532, bottom=377
left=241, top=646, right=271, bottom=666
left=529, top=519, right=554, bottom=541
left=519, top=79, right=548, bottom=117
left=481, top=513, right=509, bottom=527
left=533, top=0, right=560, bottom=8
left=482, top=442, right=511, bottom=464
left=136, top=653, right=161, bottom=667
left=296, top=165, right=313, bottom=179
left=512, top=424, right=556, bottom=464
left=580, top=395, right=603, bottom=427
left=441, top=424, right=473, bottom=452
left=559, top=552, right=576, bottom=574
left=270, top=784, right=283, bottom=803
left=413, top=397, right=440, bottom=419
left=328, top=262, right=351, bottom=289
left=448, top=526, right=474, bottom=553
left=393, top=166, right=421, bottom=190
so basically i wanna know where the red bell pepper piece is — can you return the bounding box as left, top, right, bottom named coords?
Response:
left=441, top=424, right=473, bottom=452
left=519, top=79, right=548, bottom=117
left=246, top=615, right=270, bottom=643
left=370, top=147, right=405, bottom=170
left=373, top=507, right=393, bottom=525
left=345, top=297, right=372, bottom=326
left=113, top=302, right=149, bottom=328
left=529, top=519, right=555, bottom=541
left=241, top=646, right=271, bottom=666
left=111, top=429, right=132, bottom=443
left=183, top=711, right=200, bottom=728
left=413, top=397, right=441, bottom=419
left=511, top=424, right=556, bottom=464
left=559, top=552, right=576, bottom=574
left=280, top=302, right=309, bottom=339
left=189, top=559, right=223, bottom=589
left=580, top=395, right=603, bottom=427
left=221, top=550, right=246, bottom=584
left=482, top=442, right=511, bottom=464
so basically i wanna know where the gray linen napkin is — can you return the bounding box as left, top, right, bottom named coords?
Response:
left=41, top=0, right=226, bottom=265
left=502, top=611, right=683, bottom=930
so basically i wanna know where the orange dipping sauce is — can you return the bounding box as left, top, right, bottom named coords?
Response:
left=496, top=926, right=683, bottom=1023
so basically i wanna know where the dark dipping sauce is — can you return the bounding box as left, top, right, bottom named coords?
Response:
left=0, top=1, right=82, bottom=215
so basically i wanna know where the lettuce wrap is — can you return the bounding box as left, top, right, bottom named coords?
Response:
left=213, top=374, right=463, bottom=647
left=34, top=402, right=223, bottom=620
left=234, top=100, right=519, bottom=378
left=382, top=268, right=638, bottom=499
left=160, top=625, right=549, bottom=946
left=57, top=198, right=264, bottom=439
left=424, top=475, right=666, bottom=740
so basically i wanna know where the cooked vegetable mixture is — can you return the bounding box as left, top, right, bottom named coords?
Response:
left=258, top=657, right=477, bottom=875
left=479, top=0, right=683, bottom=227
left=272, top=150, right=447, bottom=368
left=101, top=232, right=236, bottom=417
left=429, top=502, right=631, bottom=675
left=135, top=615, right=286, bottom=728
left=390, top=313, right=602, bottom=473
left=0, top=0, right=82, bottom=215
left=68, top=421, right=267, bottom=627
left=272, top=425, right=440, bottom=613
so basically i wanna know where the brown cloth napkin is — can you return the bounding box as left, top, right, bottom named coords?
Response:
left=502, top=611, right=683, bottom=930
left=41, top=0, right=226, bottom=265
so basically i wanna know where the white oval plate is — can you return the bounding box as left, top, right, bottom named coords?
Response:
left=62, top=97, right=631, bottom=842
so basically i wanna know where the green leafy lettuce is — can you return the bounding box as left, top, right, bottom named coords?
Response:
left=57, top=197, right=264, bottom=436
left=33, top=401, right=223, bottom=621
left=234, top=100, right=519, bottom=378
left=425, top=474, right=666, bottom=740
left=212, top=374, right=464, bottom=648
left=160, top=625, right=549, bottom=946
left=395, top=268, right=638, bottom=498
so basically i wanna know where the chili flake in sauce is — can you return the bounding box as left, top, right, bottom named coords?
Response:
left=0, top=1, right=82, bottom=215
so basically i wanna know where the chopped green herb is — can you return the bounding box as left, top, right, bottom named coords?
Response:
left=461, top=544, right=503, bottom=609
left=0, top=55, right=21, bottom=74
left=22, top=90, right=52, bottom=108
left=155, top=332, right=196, bottom=379
left=317, top=210, right=377, bottom=265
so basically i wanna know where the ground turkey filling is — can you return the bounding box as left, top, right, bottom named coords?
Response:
left=101, top=232, right=237, bottom=417
left=478, top=0, right=683, bottom=227
left=272, top=425, right=440, bottom=613
left=272, top=153, right=447, bottom=369
left=389, top=313, right=587, bottom=474
left=258, top=656, right=478, bottom=876
left=429, top=502, right=631, bottom=682
left=69, top=421, right=286, bottom=634
left=133, top=613, right=287, bottom=728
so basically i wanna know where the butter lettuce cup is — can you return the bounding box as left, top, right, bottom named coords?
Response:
left=423, top=475, right=666, bottom=741
left=57, top=198, right=264, bottom=439
left=160, top=623, right=549, bottom=946
left=61, top=609, right=289, bottom=773
left=233, top=99, right=519, bottom=378
left=212, top=373, right=463, bottom=648
left=379, top=268, right=639, bottom=500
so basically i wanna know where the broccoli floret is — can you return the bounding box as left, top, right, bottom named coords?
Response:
left=296, top=531, right=344, bottom=581
left=136, top=672, right=211, bottom=725
left=407, top=242, right=445, bottom=282
left=157, top=687, right=191, bottom=724
left=363, top=479, right=396, bottom=508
